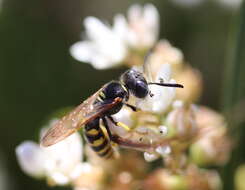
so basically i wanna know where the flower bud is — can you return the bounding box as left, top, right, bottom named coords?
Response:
left=186, top=166, right=222, bottom=190
left=175, top=65, right=203, bottom=103
left=190, top=127, right=230, bottom=166
left=143, top=169, right=188, bottom=190
left=165, top=103, right=197, bottom=140
left=144, top=166, right=222, bottom=190
left=73, top=163, right=104, bottom=190
left=195, top=106, right=224, bottom=129
left=147, top=40, right=184, bottom=79
left=190, top=106, right=231, bottom=167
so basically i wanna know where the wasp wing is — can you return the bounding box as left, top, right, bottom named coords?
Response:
left=41, top=87, right=122, bottom=147
left=143, top=47, right=154, bottom=82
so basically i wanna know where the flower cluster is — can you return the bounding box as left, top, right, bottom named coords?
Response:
left=16, top=119, right=105, bottom=189
left=16, top=3, right=232, bottom=190
left=16, top=120, right=83, bottom=185
left=70, top=4, right=159, bottom=69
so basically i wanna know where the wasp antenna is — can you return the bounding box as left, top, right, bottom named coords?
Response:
left=148, top=82, right=184, bottom=88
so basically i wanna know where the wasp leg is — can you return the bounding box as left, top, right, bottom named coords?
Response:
left=102, top=117, right=113, bottom=141
left=108, top=116, right=131, bottom=131
left=124, top=103, right=138, bottom=112
left=110, top=134, right=152, bottom=151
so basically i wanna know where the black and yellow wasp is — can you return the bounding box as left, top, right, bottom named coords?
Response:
left=41, top=56, right=183, bottom=159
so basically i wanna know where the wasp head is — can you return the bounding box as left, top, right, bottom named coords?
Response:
left=121, top=69, right=149, bottom=99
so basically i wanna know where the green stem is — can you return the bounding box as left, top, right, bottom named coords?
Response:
left=222, top=2, right=245, bottom=190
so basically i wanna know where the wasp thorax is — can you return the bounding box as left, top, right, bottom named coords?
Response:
left=103, top=82, right=128, bottom=100
left=121, top=69, right=149, bottom=98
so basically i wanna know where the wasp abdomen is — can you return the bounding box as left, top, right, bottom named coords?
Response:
left=84, top=118, right=114, bottom=159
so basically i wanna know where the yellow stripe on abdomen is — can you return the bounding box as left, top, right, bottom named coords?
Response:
left=85, top=120, right=114, bottom=159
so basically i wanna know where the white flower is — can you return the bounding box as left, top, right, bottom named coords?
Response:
left=70, top=16, right=128, bottom=69
left=70, top=4, right=159, bottom=69
left=16, top=141, right=46, bottom=178
left=112, top=107, right=134, bottom=136
left=127, top=4, right=159, bottom=49
left=136, top=63, right=176, bottom=113
left=16, top=132, right=83, bottom=185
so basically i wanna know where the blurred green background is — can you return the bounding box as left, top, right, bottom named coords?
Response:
left=0, top=0, right=244, bottom=189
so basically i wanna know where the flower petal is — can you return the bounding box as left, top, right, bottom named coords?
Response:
left=136, top=64, right=176, bottom=113
left=143, top=4, right=159, bottom=45
left=156, top=63, right=171, bottom=81
left=84, top=17, right=112, bottom=42
left=143, top=4, right=159, bottom=30
left=48, top=172, right=70, bottom=185
left=127, top=4, right=159, bottom=48
left=113, top=14, right=128, bottom=40
left=153, top=79, right=176, bottom=112
left=113, top=107, right=133, bottom=127
left=85, top=17, right=127, bottom=60
left=42, top=133, right=83, bottom=178
left=112, top=107, right=133, bottom=135
left=16, top=141, right=46, bottom=178
left=127, top=4, right=142, bottom=23
left=91, top=54, right=120, bottom=69
left=70, top=41, right=95, bottom=63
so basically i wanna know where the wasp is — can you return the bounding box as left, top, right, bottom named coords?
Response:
left=41, top=56, right=183, bottom=159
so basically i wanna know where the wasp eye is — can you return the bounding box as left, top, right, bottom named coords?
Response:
left=135, top=81, right=148, bottom=98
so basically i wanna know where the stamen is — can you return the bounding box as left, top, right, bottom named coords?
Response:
left=158, top=126, right=168, bottom=136
left=149, top=91, right=154, bottom=97
left=155, top=145, right=171, bottom=157
left=159, top=77, right=164, bottom=83
left=144, top=152, right=159, bottom=162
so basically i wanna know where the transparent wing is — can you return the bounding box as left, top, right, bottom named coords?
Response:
left=41, top=86, right=122, bottom=147
left=143, top=48, right=154, bottom=82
